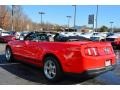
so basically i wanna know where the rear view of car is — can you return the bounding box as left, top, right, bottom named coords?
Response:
left=81, top=42, right=115, bottom=75
left=61, top=41, right=116, bottom=76
left=53, top=32, right=116, bottom=76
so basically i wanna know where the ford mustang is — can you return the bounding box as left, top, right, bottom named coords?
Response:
left=5, top=32, right=116, bottom=82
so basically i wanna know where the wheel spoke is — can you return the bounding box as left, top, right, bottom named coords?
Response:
left=45, top=65, right=49, bottom=70
left=51, top=70, right=56, bottom=75
left=48, top=70, right=52, bottom=76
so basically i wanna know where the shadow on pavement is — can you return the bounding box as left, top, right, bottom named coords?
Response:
left=0, top=54, right=93, bottom=85
left=0, top=54, right=7, bottom=63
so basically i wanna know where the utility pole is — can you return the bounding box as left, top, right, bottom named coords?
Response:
left=12, top=5, right=14, bottom=31
left=72, top=5, right=77, bottom=32
left=38, top=12, right=45, bottom=31
left=95, top=5, right=98, bottom=32
left=66, top=16, right=71, bottom=31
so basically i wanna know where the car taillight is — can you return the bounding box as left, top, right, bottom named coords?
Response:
left=85, top=47, right=99, bottom=56
left=104, top=47, right=112, bottom=54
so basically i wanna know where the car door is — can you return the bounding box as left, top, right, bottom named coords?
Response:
left=12, top=33, right=33, bottom=61
left=23, top=32, right=47, bottom=64
left=11, top=39, right=27, bottom=61
left=20, top=33, right=38, bottom=62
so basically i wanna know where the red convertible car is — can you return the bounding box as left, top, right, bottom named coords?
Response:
left=5, top=32, right=116, bottom=82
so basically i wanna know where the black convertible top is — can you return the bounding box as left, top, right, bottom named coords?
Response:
left=54, top=33, right=91, bottom=42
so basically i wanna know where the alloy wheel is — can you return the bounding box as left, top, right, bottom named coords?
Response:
left=5, top=48, right=11, bottom=61
left=44, top=60, right=56, bottom=79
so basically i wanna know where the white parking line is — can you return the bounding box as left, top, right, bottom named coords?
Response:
left=0, top=63, right=20, bottom=66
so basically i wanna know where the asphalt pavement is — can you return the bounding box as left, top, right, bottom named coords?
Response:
left=0, top=43, right=120, bottom=85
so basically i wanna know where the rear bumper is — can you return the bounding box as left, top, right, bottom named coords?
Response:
left=82, top=65, right=115, bottom=76
left=65, top=65, right=116, bottom=77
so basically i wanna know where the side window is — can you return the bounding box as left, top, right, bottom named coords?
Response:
left=24, top=33, right=48, bottom=41
left=36, top=34, right=48, bottom=41
left=25, top=33, right=36, bottom=41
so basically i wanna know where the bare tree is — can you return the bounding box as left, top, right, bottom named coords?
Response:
left=0, top=6, right=11, bottom=30
left=0, top=5, right=66, bottom=32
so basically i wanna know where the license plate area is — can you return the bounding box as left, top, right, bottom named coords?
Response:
left=105, top=60, right=111, bottom=66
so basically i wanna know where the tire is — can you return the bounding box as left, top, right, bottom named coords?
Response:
left=43, top=56, right=63, bottom=82
left=5, top=47, right=14, bottom=62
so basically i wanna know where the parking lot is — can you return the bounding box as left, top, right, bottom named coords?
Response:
left=0, top=43, right=120, bottom=85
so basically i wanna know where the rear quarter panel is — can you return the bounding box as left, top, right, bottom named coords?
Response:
left=37, top=42, right=84, bottom=72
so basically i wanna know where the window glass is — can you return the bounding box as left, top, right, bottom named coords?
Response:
left=36, top=33, right=48, bottom=41
left=25, top=33, right=36, bottom=40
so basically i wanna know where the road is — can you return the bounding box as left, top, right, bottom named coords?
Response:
left=0, top=43, right=120, bottom=85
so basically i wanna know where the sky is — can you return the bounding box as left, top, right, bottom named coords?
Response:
left=22, top=5, right=120, bottom=28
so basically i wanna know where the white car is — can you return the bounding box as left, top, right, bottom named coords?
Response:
left=90, top=32, right=107, bottom=41
left=15, top=31, right=29, bottom=40
left=15, top=32, right=22, bottom=39
left=80, top=32, right=93, bottom=39
left=106, top=33, right=120, bottom=41
left=90, top=35, right=105, bottom=41
left=1, top=31, right=11, bottom=36
left=60, top=32, right=80, bottom=37
left=19, top=31, right=30, bottom=40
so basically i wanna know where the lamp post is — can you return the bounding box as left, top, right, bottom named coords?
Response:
left=72, top=5, right=77, bottom=32
left=38, top=12, right=45, bottom=31
left=66, top=16, right=71, bottom=31
left=110, top=21, right=114, bottom=33
left=95, top=5, right=98, bottom=32
left=12, top=5, right=15, bottom=31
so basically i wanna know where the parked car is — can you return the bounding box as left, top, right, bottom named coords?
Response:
left=15, top=32, right=22, bottom=40
left=15, top=31, right=29, bottom=40
left=90, top=32, right=107, bottom=41
left=19, top=31, right=30, bottom=40
left=90, top=34, right=106, bottom=41
left=5, top=32, right=116, bottom=82
left=0, top=35, right=15, bottom=43
left=80, top=32, right=93, bottom=39
left=106, top=33, right=120, bottom=47
left=0, top=31, right=11, bottom=36
left=90, top=36, right=105, bottom=41
left=0, top=31, right=16, bottom=43
left=107, top=32, right=114, bottom=37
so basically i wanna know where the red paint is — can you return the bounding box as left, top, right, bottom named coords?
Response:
left=7, top=40, right=116, bottom=74
left=0, top=35, right=15, bottom=43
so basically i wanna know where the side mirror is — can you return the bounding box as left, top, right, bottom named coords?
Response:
left=19, top=36, right=24, bottom=40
